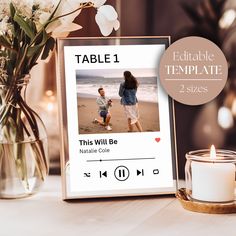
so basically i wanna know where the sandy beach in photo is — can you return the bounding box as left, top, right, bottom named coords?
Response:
left=78, top=97, right=160, bottom=134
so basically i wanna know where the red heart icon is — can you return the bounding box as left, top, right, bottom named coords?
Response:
left=155, top=138, right=161, bottom=143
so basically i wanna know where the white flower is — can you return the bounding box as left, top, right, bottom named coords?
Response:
left=46, top=0, right=120, bottom=37
left=12, top=0, right=34, bottom=18
left=33, top=1, right=55, bottom=29
left=92, top=0, right=107, bottom=8
left=1, top=0, right=119, bottom=38
left=43, top=0, right=87, bottom=37
left=0, top=16, right=9, bottom=35
left=0, top=0, right=10, bottom=19
left=91, top=0, right=120, bottom=36
left=95, top=5, right=120, bottom=36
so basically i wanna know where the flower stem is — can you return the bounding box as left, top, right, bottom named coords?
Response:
left=45, top=2, right=94, bottom=27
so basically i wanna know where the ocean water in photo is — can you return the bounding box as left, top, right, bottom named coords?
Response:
left=76, top=76, right=158, bottom=103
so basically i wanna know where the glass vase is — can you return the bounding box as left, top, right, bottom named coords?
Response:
left=0, top=75, right=49, bottom=198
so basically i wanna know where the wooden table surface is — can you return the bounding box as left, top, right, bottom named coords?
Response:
left=1, top=176, right=236, bottom=236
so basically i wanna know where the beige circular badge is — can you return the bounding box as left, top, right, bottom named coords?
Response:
left=159, top=37, right=228, bottom=105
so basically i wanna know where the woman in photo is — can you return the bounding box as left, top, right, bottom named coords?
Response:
left=119, top=71, right=143, bottom=132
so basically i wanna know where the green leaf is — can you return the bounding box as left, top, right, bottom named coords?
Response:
left=27, top=18, right=37, bottom=35
left=10, top=2, right=16, bottom=18
left=13, top=13, right=35, bottom=39
left=27, top=45, right=43, bottom=58
left=0, top=35, right=11, bottom=48
left=27, top=29, right=49, bottom=57
left=41, top=37, right=55, bottom=60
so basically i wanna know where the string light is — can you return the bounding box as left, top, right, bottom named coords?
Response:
left=219, top=9, right=236, bottom=29
left=217, top=106, right=234, bottom=129
left=43, top=90, right=56, bottom=112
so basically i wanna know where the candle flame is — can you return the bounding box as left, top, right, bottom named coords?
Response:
left=210, top=145, right=216, bottom=159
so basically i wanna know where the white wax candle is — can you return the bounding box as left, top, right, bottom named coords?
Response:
left=191, top=161, right=235, bottom=202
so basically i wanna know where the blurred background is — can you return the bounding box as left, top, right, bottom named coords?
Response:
left=29, top=0, right=236, bottom=178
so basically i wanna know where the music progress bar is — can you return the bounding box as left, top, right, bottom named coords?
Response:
left=87, top=157, right=156, bottom=163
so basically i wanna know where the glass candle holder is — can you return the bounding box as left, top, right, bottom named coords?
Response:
left=185, top=149, right=236, bottom=203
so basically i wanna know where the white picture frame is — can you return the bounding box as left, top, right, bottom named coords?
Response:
left=57, top=37, right=178, bottom=199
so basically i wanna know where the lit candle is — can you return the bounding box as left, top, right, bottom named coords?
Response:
left=191, top=145, right=235, bottom=202
left=44, top=90, right=56, bottom=112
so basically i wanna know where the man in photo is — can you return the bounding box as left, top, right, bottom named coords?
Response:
left=94, top=87, right=112, bottom=131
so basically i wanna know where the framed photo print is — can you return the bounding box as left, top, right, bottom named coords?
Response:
left=57, top=37, right=177, bottom=199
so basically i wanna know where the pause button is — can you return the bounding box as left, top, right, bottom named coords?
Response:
left=114, top=166, right=130, bottom=181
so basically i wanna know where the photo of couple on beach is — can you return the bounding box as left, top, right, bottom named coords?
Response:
left=76, top=68, right=160, bottom=134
